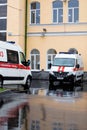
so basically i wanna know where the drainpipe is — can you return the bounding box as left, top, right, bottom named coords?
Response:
left=25, top=0, right=28, bottom=58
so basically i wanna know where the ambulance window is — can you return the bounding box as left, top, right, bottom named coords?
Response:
left=7, top=50, right=19, bottom=64
left=53, top=58, right=75, bottom=67
left=20, top=52, right=26, bottom=65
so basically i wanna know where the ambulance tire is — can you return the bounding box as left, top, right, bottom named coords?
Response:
left=24, top=76, right=31, bottom=90
left=72, top=76, right=76, bottom=85
left=49, top=81, right=54, bottom=90
left=80, top=75, right=83, bottom=83
left=0, top=77, right=3, bottom=88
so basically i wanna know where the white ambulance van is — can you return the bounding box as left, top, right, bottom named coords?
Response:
left=0, top=40, right=32, bottom=89
left=49, top=51, right=84, bottom=88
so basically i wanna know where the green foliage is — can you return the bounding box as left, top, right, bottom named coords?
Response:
left=0, top=88, right=6, bottom=92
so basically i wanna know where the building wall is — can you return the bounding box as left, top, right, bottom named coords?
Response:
left=27, top=35, right=87, bottom=70
left=27, top=0, right=87, bottom=71
left=5, top=0, right=87, bottom=71
left=7, top=0, right=25, bottom=51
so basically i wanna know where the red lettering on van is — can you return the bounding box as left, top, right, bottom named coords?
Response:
left=0, top=51, right=4, bottom=57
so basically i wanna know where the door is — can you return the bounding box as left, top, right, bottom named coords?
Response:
left=18, top=52, right=30, bottom=84
left=4, top=49, right=19, bottom=84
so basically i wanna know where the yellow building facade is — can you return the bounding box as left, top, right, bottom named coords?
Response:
left=4, top=0, right=87, bottom=71
left=6, top=0, right=26, bottom=51
left=27, top=0, right=87, bottom=71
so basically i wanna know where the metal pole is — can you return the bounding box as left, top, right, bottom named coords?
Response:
left=25, top=0, right=28, bottom=57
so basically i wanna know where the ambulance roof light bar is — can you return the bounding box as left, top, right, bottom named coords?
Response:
left=7, top=41, right=15, bottom=44
left=59, top=51, right=78, bottom=54
left=59, top=52, right=70, bottom=54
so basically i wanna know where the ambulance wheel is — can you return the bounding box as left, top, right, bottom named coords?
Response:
left=24, top=76, right=31, bottom=90
left=0, top=77, right=3, bottom=88
left=72, top=76, right=76, bottom=85
left=49, top=81, right=54, bottom=90
left=80, top=75, right=83, bottom=83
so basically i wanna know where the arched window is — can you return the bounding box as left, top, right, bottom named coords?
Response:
left=52, top=0, right=63, bottom=23
left=30, top=2, right=40, bottom=24
left=68, top=48, right=78, bottom=54
left=30, top=49, right=40, bottom=70
left=68, top=0, right=79, bottom=23
left=47, top=49, right=57, bottom=69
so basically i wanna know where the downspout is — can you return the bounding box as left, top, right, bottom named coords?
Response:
left=25, top=0, right=28, bottom=58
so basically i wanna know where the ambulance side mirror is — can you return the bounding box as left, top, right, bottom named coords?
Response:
left=27, top=60, right=30, bottom=66
left=76, top=64, right=80, bottom=68
left=49, top=63, right=52, bottom=68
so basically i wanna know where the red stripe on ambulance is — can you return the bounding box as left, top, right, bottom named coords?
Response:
left=0, top=62, right=30, bottom=70
left=62, top=66, right=65, bottom=72
left=57, top=66, right=65, bottom=72
left=73, top=67, right=84, bottom=71
left=57, top=66, right=61, bottom=72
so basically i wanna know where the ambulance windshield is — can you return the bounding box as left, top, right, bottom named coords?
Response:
left=53, top=58, right=75, bottom=67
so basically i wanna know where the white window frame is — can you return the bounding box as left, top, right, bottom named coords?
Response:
left=52, top=0, right=63, bottom=24
left=68, top=7, right=79, bottom=23
left=30, top=52, right=40, bottom=71
left=53, top=8, right=63, bottom=23
left=30, top=3, right=40, bottom=24
left=47, top=54, right=56, bottom=71
left=0, top=3, right=7, bottom=6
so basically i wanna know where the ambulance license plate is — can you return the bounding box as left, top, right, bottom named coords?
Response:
left=57, top=77, right=64, bottom=80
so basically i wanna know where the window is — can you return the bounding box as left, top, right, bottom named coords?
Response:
left=20, top=52, right=26, bottom=64
left=68, top=0, right=79, bottom=23
left=53, top=1, right=63, bottom=23
left=20, top=52, right=30, bottom=66
left=7, top=50, right=19, bottom=64
left=0, top=32, right=6, bottom=41
left=30, top=2, right=40, bottom=24
left=0, top=1, right=7, bottom=41
left=31, top=120, right=40, bottom=130
left=47, top=49, right=57, bottom=69
left=0, top=0, right=7, bottom=3
left=0, top=19, right=6, bottom=30
left=0, top=5, right=7, bottom=17
left=30, top=49, right=40, bottom=70
left=53, top=58, right=75, bottom=67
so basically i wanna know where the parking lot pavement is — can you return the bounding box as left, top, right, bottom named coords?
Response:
left=1, top=79, right=87, bottom=96
left=2, top=79, right=87, bottom=91
left=0, top=87, right=27, bottom=108
left=0, top=80, right=87, bottom=130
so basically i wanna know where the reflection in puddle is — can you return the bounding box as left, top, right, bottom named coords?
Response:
left=30, top=120, right=40, bottom=130
left=0, top=100, right=29, bottom=130
left=29, top=85, right=83, bottom=98
left=0, top=83, right=87, bottom=130
left=0, top=93, right=87, bottom=130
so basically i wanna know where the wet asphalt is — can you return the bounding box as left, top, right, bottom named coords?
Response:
left=0, top=80, right=87, bottom=109
left=0, top=80, right=87, bottom=130
left=0, top=79, right=87, bottom=109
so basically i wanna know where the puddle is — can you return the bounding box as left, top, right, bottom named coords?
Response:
left=0, top=91, right=87, bottom=130
left=0, top=81, right=87, bottom=130
left=0, top=92, right=87, bottom=130
left=0, top=100, right=29, bottom=130
left=29, top=87, right=82, bottom=98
